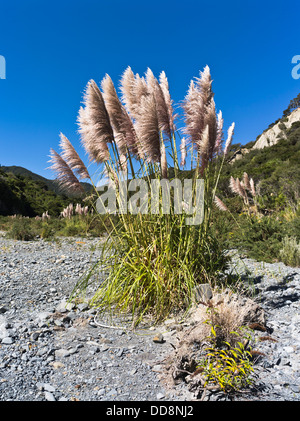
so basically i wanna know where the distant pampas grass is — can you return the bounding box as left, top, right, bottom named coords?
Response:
left=214, top=196, right=229, bottom=212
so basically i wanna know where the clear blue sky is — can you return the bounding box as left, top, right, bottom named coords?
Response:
left=0, top=0, right=299, bottom=179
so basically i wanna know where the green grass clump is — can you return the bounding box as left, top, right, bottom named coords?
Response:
left=279, top=236, right=300, bottom=267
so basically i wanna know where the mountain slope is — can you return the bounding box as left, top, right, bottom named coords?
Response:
left=0, top=165, right=93, bottom=195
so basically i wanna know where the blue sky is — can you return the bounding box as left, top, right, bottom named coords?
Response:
left=0, top=0, right=299, bottom=179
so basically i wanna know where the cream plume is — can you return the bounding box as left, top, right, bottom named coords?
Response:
left=48, top=149, right=84, bottom=194
left=77, top=80, right=113, bottom=163
left=159, top=71, right=177, bottom=132
left=145, top=68, right=172, bottom=141
left=59, top=133, right=90, bottom=180
left=134, top=94, right=161, bottom=163
left=224, top=122, right=235, bottom=155
left=214, top=196, right=229, bottom=212
left=214, top=110, right=224, bottom=154
left=250, top=178, right=256, bottom=196
left=101, top=74, right=140, bottom=157
left=119, top=66, right=137, bottom=117
left=243, top=172, right=251, bottom=191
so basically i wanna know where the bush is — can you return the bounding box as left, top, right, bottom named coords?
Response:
left=6, top=218, right=38, bottom=241
left=279, top=236, right=300, bottom=267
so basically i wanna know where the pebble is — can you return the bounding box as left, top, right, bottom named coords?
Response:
left=0, top=236, right=299, bottom=401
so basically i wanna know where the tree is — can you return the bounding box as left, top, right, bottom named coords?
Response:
left=282, top=93, right=300, bottom=118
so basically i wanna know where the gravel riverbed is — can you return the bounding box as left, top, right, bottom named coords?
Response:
left=0, top=233, right=300, bottom=401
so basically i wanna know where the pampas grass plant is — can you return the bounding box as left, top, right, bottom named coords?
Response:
left=49, top=66, right=236, bottom=325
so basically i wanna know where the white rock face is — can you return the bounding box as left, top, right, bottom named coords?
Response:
left=253, top=107, right=300, bottom=150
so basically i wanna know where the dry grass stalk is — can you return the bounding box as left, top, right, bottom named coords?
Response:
left=180, top=137, right=187, bottom=167
left=160, top=141, right=168, bottom=179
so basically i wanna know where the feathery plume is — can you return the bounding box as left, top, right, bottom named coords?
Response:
left=250, top=178, right=256, bottom=196
left=132, top=74, right=149, bottom=118
left=203, top=98, right=217, bottom=159
left=59, top=133, right=91, bottom=180
left=214, top=196, right=229, bottom=212
left=230, top=176, right=248, bottom=202
left=134, top=94, right=161, bottom=163
left=48, top=149, right=84, bottom=194
left=145, top=68, right=172, bottom=141
left=77, top=80, right=113, bottom=163
left=243, top=172, right=251, bottom=191
left=119, top=66, right=137, bottom=116
left=194, top=65, right=214, bottom=106
left=214, top=110, right=224, bottom=154
left=224, top=122, right=235, bottom=155
left=229, top=176, right=240, bottom=196
left=159, top=70, right=177, bottom=132
left=182, top=79, right=205, bottom=149
left=183, top=66, right=217, bottom=159
left=101, top=74, right=140, bottom=157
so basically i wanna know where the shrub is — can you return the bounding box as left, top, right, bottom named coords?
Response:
left=279, top=236, right=300, bottom=267
left=196, top=296, right=256, bottom=394
left=6, top=218, right=37, bottom=241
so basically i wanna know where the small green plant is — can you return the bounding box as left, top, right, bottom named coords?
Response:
left=279, top=236, right=300, bottom=267
left=197, top=300, right=256, bottom=394
left=197, top=341, right=255, bottom=393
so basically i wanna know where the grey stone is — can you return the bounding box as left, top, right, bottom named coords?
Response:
left=193, top=283, right=213, bottom=303
left=2, top=337, right=14, bottom=344
left=43, top=383, right=56, bottom=393
left=55, top=349, right=70, bottom=358
left=44, top=391, right=56, bottom=401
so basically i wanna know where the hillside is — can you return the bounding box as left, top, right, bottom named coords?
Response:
left=219, top=117, right=300, bottom=211
left=0, top=166, right=94, bottom=217
left=0, top=168, right=71, bottom=217
left=0, top=165, right=93, bottom=195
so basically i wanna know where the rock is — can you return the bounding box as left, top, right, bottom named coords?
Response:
left=1, top=337, right=13, bottom=344
left=193, top=283, right=213, bottom=303
left=153, top=333, right=164, bottom=343
left=55, top=349, right=70, bottom=358
left=51, top=361, right=65, bottom=370
left=55, top=299, right=75, bottom=313
left=43, top=383, right=56, bottom=393
left=44, top=391, right=56, bottom=401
